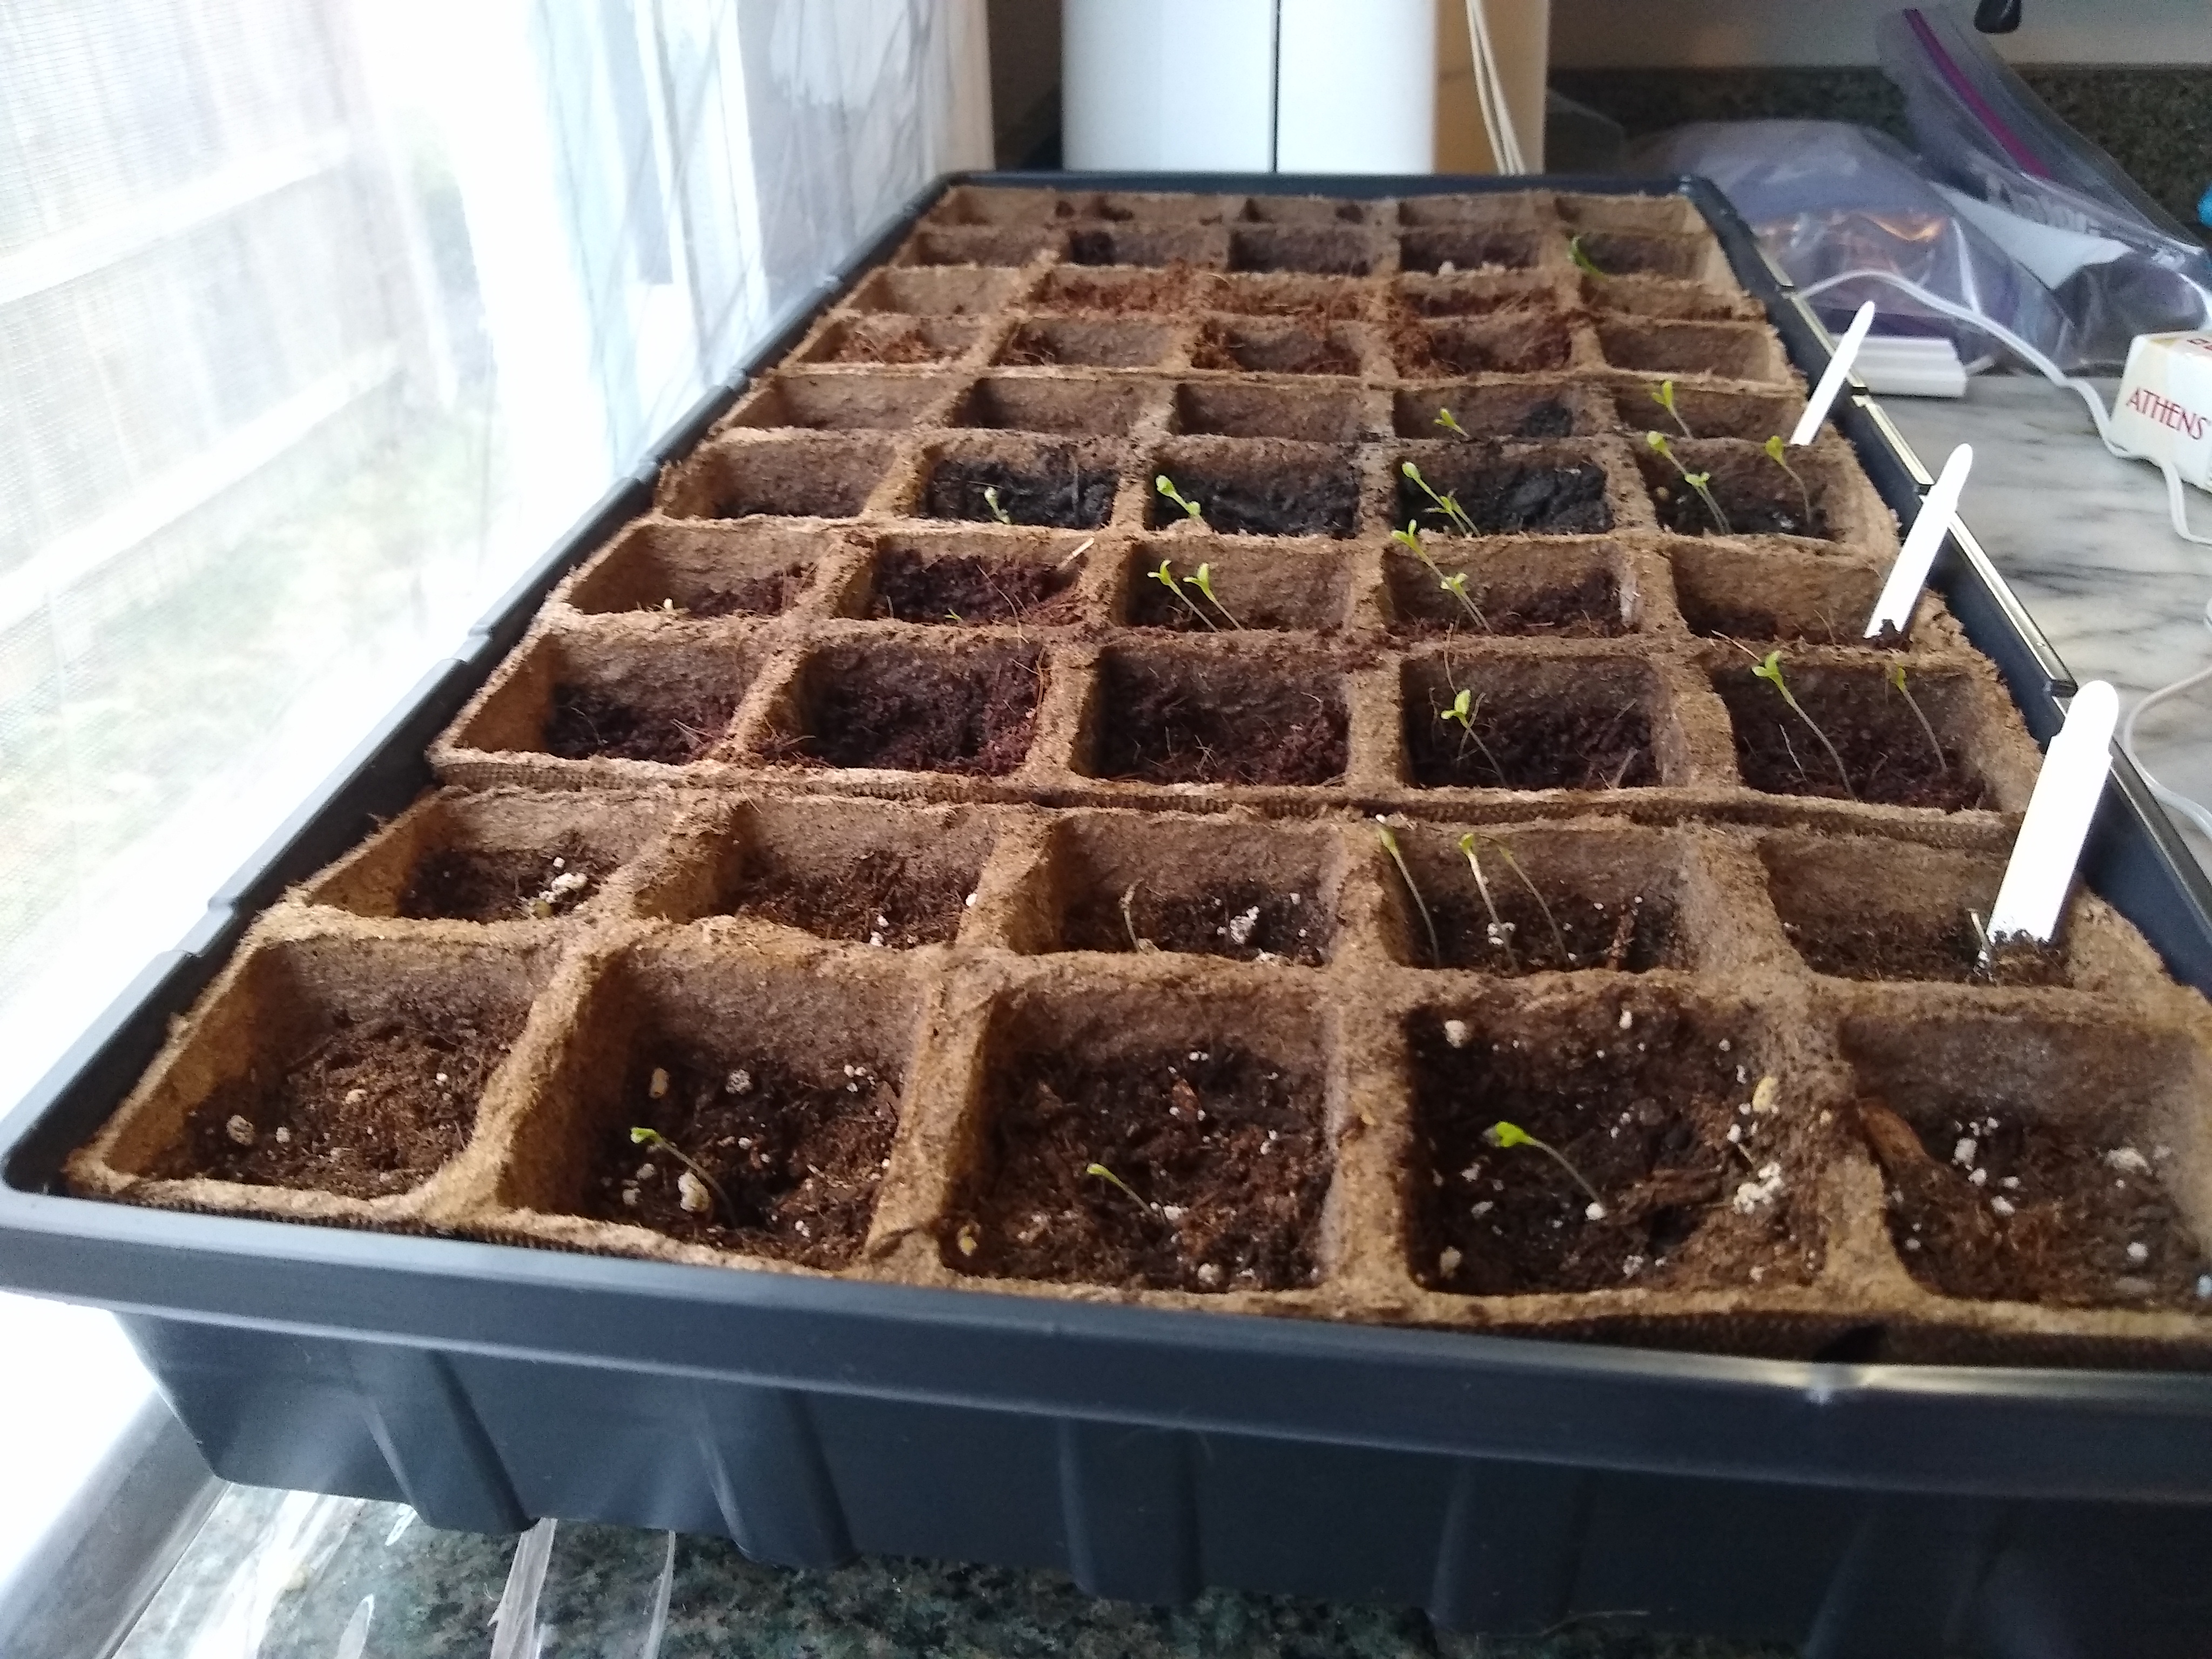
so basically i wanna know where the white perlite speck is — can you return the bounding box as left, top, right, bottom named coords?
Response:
left=1196, top=1263, right=1223, bottom=1288
left=1439, top=1247, right=1463, bottom=1278
left=725, top=1069, right=752, bottom=1094
left=1443, top=1019, right=1472, bottom=1049
left=677, top=1171, right=711, bottom=1213
left=224, top=1115, right=256, bottom=1147
left=1617, top=1007, right=1633, bottom=1031
left=1952, top=1136, right=1978, bottom=1168
left=2127, top=1241, right=2150, bottom=1264
left=1471, top=1200, right=1494, bottom=1217
left=2106, top=1146, right=2152, bottom=1176
left=1224, top=906, right=1260, bottom=946
left=1732, top=1163, right=1785, bottom=1215
left=649, top=1067, right=670, bottom=1100
left=1584, top=1201, right=1608, bottom=1221
left=1990, top=1196, right=2015, bottom=1217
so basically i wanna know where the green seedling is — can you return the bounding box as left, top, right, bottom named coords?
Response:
left=1401, top=461, right=1477, bottom=537
left=1433, top=407, right=1472, bottom=442
left=1085, top=1161, right=1155, bottom=1213
left=1650, top=379, right=1693, bottom=439
left=1464, top=831, right=1572, bottom=965
left=1645, top=431, right=1731, bottom=535
left=1378, top=823, right=1441, bottom=967
left=1155, top=473, right=1204, bottom=522
left=1437, top=571, right=1487, bottom=629
left=1390, top=521, right=1488, bottom=629
left=1886, top=662, right=1948, bottom=774
left=1456, top=832, right=1516, bottom=970
left=1754, top=650, right=1856, bottom=799
left=1568, top=233, right=1607, bottom=279
left=982, top=484, right=1013, bottom=525
left=1763, top=435, right=1815, bottom=529
left=1484, top=1120, right=1608, bottom=1217
left=1186, top=561, right=1242, bottom=629
left=629, top=1126, right=732, bottom=1223
left=1149, top=557, right=1217, bottom=631
left=1439, top=686, right=1506, bottom=781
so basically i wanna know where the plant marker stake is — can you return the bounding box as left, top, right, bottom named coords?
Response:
left=1865, top=443, right=1972, bottom=639
left=1790, top=300, right=1876, bottom=447
left=1985, top=680, right=2119, bottom=951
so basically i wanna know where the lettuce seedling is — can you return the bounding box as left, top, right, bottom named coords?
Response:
left=1650, top=378, right=1693, bottom=439
left=1390, top=521, right=1487, bottom=629
left=1464, top=831, right=1571, bottom=966
left=1754, top=650, right=1856, bottom=799
left=1155, top=474, right=1205, bottom=522
left=1886, top=662, right=1947, bottom=773
left=982, top=484, right=1013, bottom=525
left=1456, top=832, right=1516, bottom=970
left=1186, top=561, right=1242, bottom=629
left=1439, top=686, right=1505, bottom=780
left=1149, top=557, right=1217, bottom=630
left=1484, top=1120, right=1608, bottom=1218
left=1378, top=823, right=1441, bottom=966
left=1645, top=431, right=1731, bottom=535
left=1401, top=461, right=1478, bottom=537
left=1763, top=436, right=1815, bottom=530
left=1567, top=234, right=1607, bottom=279
left=1433, top=407, right=1472, bottom=442
left=1084, top=1161, right=1155, bottom=1214
left=629, top=1126, right=732, bottom=1223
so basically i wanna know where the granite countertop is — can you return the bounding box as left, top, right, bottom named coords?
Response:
left=95, top=370, right=2209, bottom=1659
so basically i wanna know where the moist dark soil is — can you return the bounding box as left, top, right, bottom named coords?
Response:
left=943, top=1045, right=1328, bottom=1292
left=1399, top=462, right=1613, bottom=535
left=1398, top=314, right=1572, bottom=376
left=1510, top=399, right=1576, bottom=438
left=1228, top=233, right=1370, bottom=276
left=586, top=1047, right=897, bottom=1269
left=1035, top=266, right=1195, bottom=314
left=1716, top=669, right=1986, bottom=809
left=925, top=456, right=1115, bottom=529
left=726, top=848, right=973, bottom=947
left=1062, top=880, right=1328, bottom=965
left=1389, top=565, right=1623, bottom=638
left=1784, top=911, right=2067, bottom=986
left=157, top=1000, right=523, bottom=1198
left=1065, top=228, right=1170, bottom=265
left=1146, top=469, right=1357, bottom=537
left=1417, top=890, right=1682, bottom=974
left=1406, top=686, right=1655, bottom=790
left=686, top=567, right=807, bottom=618
left=1654, top=470, right=1829, bottom=539
left=1857, top=1098, right=2207, bottom=1307
left=1678, top=598, right=1899, bottom=650
left=1096, top=662, right=1346, bottom=785
left=1408, top=1003, right=1823, bottom=1294
left=825, top=322, right=946, bottom=365
left=869, top=548, right=1077, bottom=625
left=1190, top=324, right=1360, bottom=377
left=543, top=683, right=736, bottom=764
left=399, top=831, right=613, bottom=922
left=800, top=652, right=1040, bottom=774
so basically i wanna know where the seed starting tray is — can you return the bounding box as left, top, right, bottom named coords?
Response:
left=10, top=176, right=2212, bottom=1656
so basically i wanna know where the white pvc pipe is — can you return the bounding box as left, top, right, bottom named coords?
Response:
left=1062, top=0, right=1275, bottom=171
left=1276, top=0, right=1438, bottom=173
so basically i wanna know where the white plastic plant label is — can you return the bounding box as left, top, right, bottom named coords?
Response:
left=2112, top=332, right=2212, bottom=495
left=1866, top=443, right=1972, bottom=639
left=1986, top=680, right=2119, bottom=947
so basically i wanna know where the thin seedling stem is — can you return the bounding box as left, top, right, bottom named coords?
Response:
left=1154, top=474, right=1204, bottom=522
left=629, top=1127, right=733, bottom=1224
left=1485, top=1120, right=1607, bottom=1217
left=1754, top=650, right=1856, bottom=799
left=1118, top=883, right=1157, bottom=953
left=1434, top=407, right=1472, bottom=441
left=982, top=484, right=1013, bottom=525
left=1149, top=557, right=1217, bottom=630
left=1378, top=824, right=1442, bottom=966
left=1401, top=461, right=1476, bottom=536
left=1887, top=662, right=1948, bottom=774
left=1084, top=1161, right=1155, bottom=1214
left=1763, top=435, right=1815, bottom=530
left=1456, top=832, right=1518, bottom=970
left=1468, top=833, right=1572, bottom=966
left=1439, top=686, right=1507, bottom=783
left=1568, top=234, right=1606, bottom=279
left=1651, top=379, right=1694, bottom=440
left=1187, top=562, right=1242, bottom=629
left=1645, top=431, right=1731, bottom=535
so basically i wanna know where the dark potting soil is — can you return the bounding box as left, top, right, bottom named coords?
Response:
left=1654, top=469, right=1830, bottom=539
left=1417, top=890, right=1682, bottom=975
left=1405, top=686, right=1655, bottom=790
left=1412, top=319, right=1571, bottom=377
left=1390, top=565, right=1623, bottom=639
left=726, top=847, right=974, bottom=947
left=686, top=566, right=808, bottom=618
left=869, top=547, right=1077, bottom=625
left=943, top=1046, right=1328, bottom=1293
left=1190, top=325, right=1360, bottom=377
left=1857, top=1097, right=2207, bottom=1307
left=1398, top=462, right=1613, bottom=535
left=925, top=456, right=1115, bottom=529
left=543, top=683, right=736, bottom=765
left=1408, top=1003, right=1822, bottom=1295
left=1678, top=598, right=1900, bottom=650
left=1062, top=879, right=1328, bottom=965
left=399, top=831, right=613, bottom=922
left=1511, top=399, right=1575, bottom=438
left=1147, top=469, right=1357, bottom=537
left=1784, top=911, right=2067, bottom=986
left=157, top=1000, right=523, bottom=1198
left=1095, top=663, right=1347, bottom=786
left=801, top=652, right=1040, bottom=775
left=826, top=321, right=948, bottom=365
left=1035, top=266, right=1195, bottom=314
left=1715, top=669, right=1986, bottom=810
left=586, top=1047, right=897, bottom=1269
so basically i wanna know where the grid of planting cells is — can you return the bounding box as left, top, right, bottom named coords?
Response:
left=64, top=184, right=2212, bottom=1370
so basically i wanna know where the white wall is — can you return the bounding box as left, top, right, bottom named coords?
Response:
left=1551, top=0, right=2212, bottom=67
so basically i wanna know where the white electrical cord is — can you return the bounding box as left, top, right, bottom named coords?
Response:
left=1464, top=0, right=1525, bottom=174
left=1799, top=267, right=2212, bottom=839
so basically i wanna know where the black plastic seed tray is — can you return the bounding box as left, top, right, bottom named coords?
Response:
left=6, top=173, right=2212, bottom=1659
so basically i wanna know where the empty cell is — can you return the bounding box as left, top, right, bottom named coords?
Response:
left=1555, top=192, right=1703, bottom=237
left=920, top=442, right=1117, bottom=529
left=1064, top=226, right=1219, bottom=268
left=1171, top=381, right=1367, bottom=443
left=1397, top=193, right=1547, bottom=227
left=1398, top=227, right=1540, bottom=274
left=1638, top=439, right=1838, bottom=541
left=1599, top=318, right=1785, bottom=383
left=1227, top=227, right=1373, bottom=276
left=1394, top=313, right=1570, bottom=377
left=842, top=265, right=1025, bottom=315
left=1574, top=231, right=1713, bottom=282
left=766, top=641, right=1042, bottom=776
left=1024, top=813, right=1336, bottom=964
left=798, top=315, right=978, bottom=366
left=1150, top=443, right=1358, bottom=537
left=1667, top=544, right=1887, bottom=648
left=524, top=942, right=920, bottom=1268
left=1840, top=1012, right=2212, bottom=1307
left=1402, top=655, right=1662, bottom=791
left=1030, top=266, right=1198, bottom=315
left=924, top=186, right=1066, bottom=226
left=1397, top=450, right=1613, bottom=536
left=1587, top=274, right=1756, bottom=322
left=901, top=226, right=1051, bottom=267
left=1191, top=318, right=1362, bottom=377
left=1202, top=272, right=1372, bottom=321
left=1087, top=648, right=1347, bottom=786
left=1405, top=992, right=1821, bottom=1295
left=1384, top=543, right=1629, bottom=639
left=1240, top=195, right=1370, bottom=225
left=941, top=980, right=1332, bottom=1292
left=854, top=533, right=1083, bottom=626
left=563, top=522, right=830, bottom=620
left=1377, top=822, right=1690, bottom=975
left=949, top=376, right=1149, bottom=437
left=1714, top=661, right=1989, bottom=810
left=1082, top=191, right=1240, bottom=224
left=1124, top=541, right=1346, bottom=633
left=452, top=632, right=756, bottom=767
left=1759, top=834, right=2066, bottom=987
left=722, top=372, right=951, bottom=432
left=662, top=435, right=894, bottom=522
left=996, top=318, right=1175, bottom=369
left=1393, top=383, right=1590, bottom=441
left=1394, top=271, right=1557, bottom=318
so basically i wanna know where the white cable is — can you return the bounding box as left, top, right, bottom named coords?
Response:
left=1799, top=266, right=2212, bottom=839
left=1464, top=0, right=1524, bottom=174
